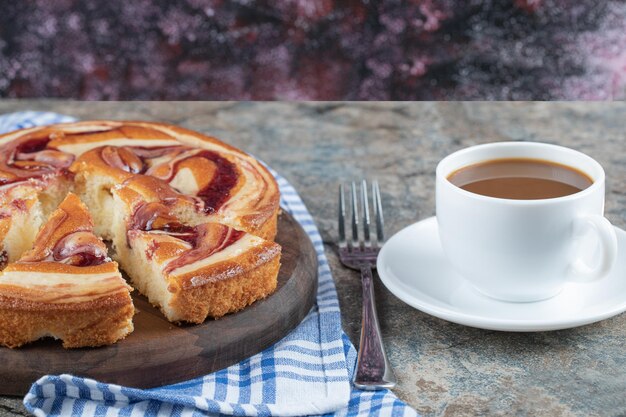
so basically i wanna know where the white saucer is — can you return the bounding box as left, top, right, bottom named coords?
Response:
left=377, top=216, right=626, bottom=332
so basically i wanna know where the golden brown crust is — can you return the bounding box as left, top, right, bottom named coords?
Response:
left=169, top=253, right=281, bottom=323
left=48, top=123, right=176, bottom=148
left=249, top=209, right=279, bottom=241
left=174, top=240, right=282, bottom=290
left=0, top=299, right=134, bottom=348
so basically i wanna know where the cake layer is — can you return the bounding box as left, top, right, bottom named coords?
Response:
left=0, top=264, right=130, bottom=305
left=0, top=193, right=134, bottom=348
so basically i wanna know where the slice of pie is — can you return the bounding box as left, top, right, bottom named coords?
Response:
left=0, top=193, right=134, bottom=348
left=115, top=199, right=281, bottom=323
left=0, top=131, right=74, bottom=264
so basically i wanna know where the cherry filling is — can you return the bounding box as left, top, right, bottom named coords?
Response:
left=128, top=200, right=245, bottom=272
left=128, top=201, right=199, bottom=243
left=20, top=230, right=109, bottom=267
left=158, top=225, right=198, bottom=245
left=0, top=135, right=75, bottom=184
left=11, top=199, right=27, bottom=212
left=162, top=224, right=244, bottom=274
left=128, top=202, right=190, bottom=234
left=102, top=146, right=239, bottom=214
left=192, top=151, right=239, bottom=214
left=0, top=250, right=7, bottom=270
left=131, top=148, right=239, bottom=213
left=14, top=137, right=49, bottom=154
left=52, top=231, right=109, bottom=267
left=56, top=250, right=108, bottom=267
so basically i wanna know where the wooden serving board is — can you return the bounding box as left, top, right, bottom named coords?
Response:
left=0, top=212, right=318, bottom=396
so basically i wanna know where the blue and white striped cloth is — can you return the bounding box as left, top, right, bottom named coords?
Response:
left=0, top=112, right=418, bottom=417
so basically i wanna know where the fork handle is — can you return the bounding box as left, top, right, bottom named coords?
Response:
left=353, top=265, right=397, bottom=390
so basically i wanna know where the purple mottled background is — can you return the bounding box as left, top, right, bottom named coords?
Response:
left=0, top=0, right=624, bottom=100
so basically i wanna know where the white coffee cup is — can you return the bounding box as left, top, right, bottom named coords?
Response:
left=436, top=142, right=618, bottom=302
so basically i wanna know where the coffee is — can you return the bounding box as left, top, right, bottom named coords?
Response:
left=447, top=158, right=593, bottom=200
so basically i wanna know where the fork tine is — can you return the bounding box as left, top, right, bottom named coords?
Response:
left=338, top=184, right=347, bottom=248
left=350, top=181, right=359, bottom=249
left=361, top=180, right=371, bottom=246
left=372, top=181, right=379, bottom=243
left=373, top=180, right=385, bottom=243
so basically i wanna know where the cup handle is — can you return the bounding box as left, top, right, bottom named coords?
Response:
left=569, top=214, right=618, bottom=282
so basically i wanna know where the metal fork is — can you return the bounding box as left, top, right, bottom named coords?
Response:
left=338, top=180, right=396, bottom=390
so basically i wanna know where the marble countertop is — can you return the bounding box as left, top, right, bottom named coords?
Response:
left=0, top=101, right=624, bottom=416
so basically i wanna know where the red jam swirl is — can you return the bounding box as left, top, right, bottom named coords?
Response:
left=128, top=200, right=244, bottom=272
left=0, top=136, right=74, bottom=185
left=52, top=232, right=108, bottom=266
left=51, top=231, right=109, bottom=267
left=192, top=150, right=239, bottom=214
left=14, top=137, right=49, bottom=154
left=128, top=202, right=195, bottom=239
left=20, top=230, right=109, bottom=267
left=18, top=208, right=109, bottom=267
left=103, top=146, right=239, bottom=214
left=0, top=251, right=7, bottom=270
left=162, top=224, right=244, bottom=274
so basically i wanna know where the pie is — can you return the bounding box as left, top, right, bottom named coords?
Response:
left=0, top=193, right=134, bottom=348
left=0, top=121, right=281, bottom=348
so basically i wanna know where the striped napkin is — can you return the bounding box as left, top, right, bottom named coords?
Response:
left=0, top=112, right=418, bottom=417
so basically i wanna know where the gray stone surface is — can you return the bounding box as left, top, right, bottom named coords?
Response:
left=0, top=101, right=624, bottom=416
